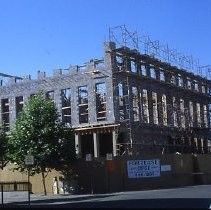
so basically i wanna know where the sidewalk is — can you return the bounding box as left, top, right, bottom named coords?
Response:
left=0, top=191, right=93, bottom=204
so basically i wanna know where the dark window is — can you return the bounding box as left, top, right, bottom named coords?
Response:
left=46, top=91, right=54, bottom=100
left=16, top=96, right=23, bottom=116
left=61, top=88, right=71, bottom=126
left=1, top=98, right=9, bottom=131
left=78, top=86, right=88, bottom=123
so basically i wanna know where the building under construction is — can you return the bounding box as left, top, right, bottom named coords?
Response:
left=0, top=26, right=211, bottom=158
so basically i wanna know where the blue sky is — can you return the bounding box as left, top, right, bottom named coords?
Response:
left=0, top=0, right=210, bottom=79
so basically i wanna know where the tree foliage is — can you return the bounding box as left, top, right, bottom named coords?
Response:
left=0, top=126, right=9, bottom=170
left=9, top=93, right=76, bottom=194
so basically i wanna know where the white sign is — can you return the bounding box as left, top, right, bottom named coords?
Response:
left=106, top=153, right=113, bottom=160
left=161, top=165, right=172, bottom=172
left=127, top=159, right=160, bottom=178
left=25, top=155, right=34, bottom=165
left=85, top=154, right=92, bottom=161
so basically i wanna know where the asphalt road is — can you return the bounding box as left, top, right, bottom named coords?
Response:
left=2, top=185, right=211, bottom=209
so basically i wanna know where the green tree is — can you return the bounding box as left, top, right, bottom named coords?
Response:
left=0, top=126, right=9, bottom=170
left=9, top=93, right=76, bottom=195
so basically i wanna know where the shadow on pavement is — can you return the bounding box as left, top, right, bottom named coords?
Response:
left=2, top=198, right=211, bottom=209
left=52, top=198, right=211, bottom=209
left=2, top=194, right=114, bottom=207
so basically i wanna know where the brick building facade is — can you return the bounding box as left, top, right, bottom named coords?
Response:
left=0, top=41, right=211, bottom=158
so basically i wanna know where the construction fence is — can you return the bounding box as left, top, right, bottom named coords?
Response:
left=1, top=154, right=211, bottom=194
left=76, top=154, right=211, bottom=194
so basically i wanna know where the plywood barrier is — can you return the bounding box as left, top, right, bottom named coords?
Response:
left=1, top=154, right=211, bottom=194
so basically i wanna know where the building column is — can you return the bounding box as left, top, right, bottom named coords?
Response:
left=192, top=102, right=198, bottom=128
left=147, top=89, right=154, bottom=124
left=200, top=103, right=204, bottom=128
left=93, top=132, right=99, bottom=158
left=176, top=97, right=181, bottom=128
left=157, top=93, right=163, bottom=125
left=75, top=133, right=81, bottom=157
left=10, top=97, right=16, bottom=131
left=183, top=99, right=188, bottom=128
left=112, top=130, right=117, bottom=157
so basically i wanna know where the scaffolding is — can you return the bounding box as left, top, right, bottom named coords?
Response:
left=113, top=72, right=133, bottom=156
left=109, top=25, right=210, bottom=80
left=0, top=72, right=22, bottom=86
left=109, top=25, right=211, bottom=156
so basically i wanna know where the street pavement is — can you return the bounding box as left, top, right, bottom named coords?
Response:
left=1, top=185, right=211, bottom=209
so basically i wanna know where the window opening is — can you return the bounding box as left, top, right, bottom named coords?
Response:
left=194, top=80, right=199, bottom=92
left=16, top=96, right=23, bottom=117
left=201, top=85, right=206, bottom=93
left=116, top=55, right=123, bottom=71
left=150, top=65, right=156, bottom=79
left=132, top=86, right=139, bottom=122
left=180, top=99, right=185, bottom=128
left=1, top=98, right=9, bottom=131
left=46, top=91, right=54, bottom=101
left=141, top=64, right=147, bottom=76
left=189, top=101, right=194, bottom=127
left=118, top=83, right=125, bottom=121
left=78, top=86, right=88, bottom=123
left=196, top=103, right=201, bottom=127
left=209, top=104, right=211, bottom=127
left=61, top=88, right=71, bottom=126
left=152, top=92, right=158, bottom=124
left=203, top=105, right=208, bottom=127
left=131, top=60, right=137, bottom=73
left=96, top=83, right=107, bottom=121
left=142, top=89, right=149, bottom=123
left=162, top=94, right=168, bottom=126
left=178, top=74, right=183, bottom=87
left=172, top=97, right=178, bottom=127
